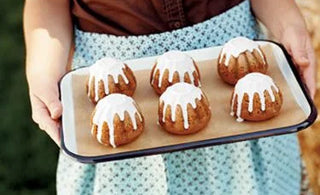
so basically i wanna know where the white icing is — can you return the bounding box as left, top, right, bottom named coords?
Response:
left=92, top=94, right=142, bottom=148
left=88, top=57, right=129, bottom=102
left=230, top=73, right=279, bottom=122
left=219, top=37, right=265, bottom=66
left=159, top=83, right=203, bottom=129
left=151, top=50, right=200, bottom=87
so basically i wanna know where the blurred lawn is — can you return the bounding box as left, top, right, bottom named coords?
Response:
left=0, top=1, right=58, bottom=194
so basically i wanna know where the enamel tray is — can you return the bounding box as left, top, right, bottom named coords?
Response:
left=59, top=40, right=317, bottom=163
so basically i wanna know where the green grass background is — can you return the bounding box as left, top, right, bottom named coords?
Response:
left=0, top=1, right=58, bottom=194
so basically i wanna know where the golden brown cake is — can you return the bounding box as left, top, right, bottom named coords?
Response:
left=158, top=83, right=211, bottom=135
left=150, top=50, right=201, bottom=95
left=90, top=94, right=144, bottom=147
left=230, top=73, right=283, bottom=122
left=218, top=37, right=268, bottom=85
left=86, top=57, right=136, bottom=104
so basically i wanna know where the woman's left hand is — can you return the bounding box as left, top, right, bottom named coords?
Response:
left=279, top=26, right=317, bottom=98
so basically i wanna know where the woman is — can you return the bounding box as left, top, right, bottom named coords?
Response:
left=24, top=0, right=316, bottom=194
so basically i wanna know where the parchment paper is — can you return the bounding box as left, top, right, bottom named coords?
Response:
left=70, top=46, right=306, bottom=156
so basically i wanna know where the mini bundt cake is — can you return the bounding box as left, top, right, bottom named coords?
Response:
left=158, top=83, right=211, bottom=135
left=87, top=57, right=136, bottom=103
left=218, top=37, right=268, bottom=85
left=150, top=50, right=201, bottom=95
left=91, top=94, right=144, bottom=148
left=230, top=73, right=283, bottom=122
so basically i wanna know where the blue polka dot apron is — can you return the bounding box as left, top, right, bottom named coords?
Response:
left=57, top=1, right=302, bottom=194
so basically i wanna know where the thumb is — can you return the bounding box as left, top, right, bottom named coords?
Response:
left=288, top=38, right=310, bottom=68
left=39, top=87, right=63, bottom=119
left=292, top=48, right=309, bottom=67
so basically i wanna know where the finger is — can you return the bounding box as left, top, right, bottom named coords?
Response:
left=30, top=93, right=47, bottom=123
left=39, top=114, right=61, bottom=147
left=283, top=32, right=310, bottom=68
left=303, top=50, right=317, bottom=99
left=30, top=94, right=61, bottom=146
left=37, top=85, right=63, bottom=119
left=303, top=66, right=316, bottom=99
left=291, top=43, right=310, bottom=68
left=36, top=106, right=61, bottom=146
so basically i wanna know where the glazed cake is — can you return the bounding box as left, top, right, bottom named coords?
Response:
left=218, top=37, right=268, bottom=85
left=230, top=73, right=283, bottom=122
left=158, top=83, right=211, bottom=135
left=150, top=50, right=201, bottom=95
left=91, top=94, right=144, bottom=147
left=87, top=57, right=136, bottom=103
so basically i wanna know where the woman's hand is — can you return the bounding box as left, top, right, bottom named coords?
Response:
left=24, top=0, right=72, bottom=146
left=280, top=26, right=317, bottom=98
left=251, top=0, right=317, bottom=98
left=28, top=75, right=63, bottom=146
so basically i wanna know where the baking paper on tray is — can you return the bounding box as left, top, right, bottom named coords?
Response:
left=70, top=46, right=306, bottom=156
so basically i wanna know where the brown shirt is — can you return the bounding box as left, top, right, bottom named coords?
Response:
left=72, top=0, right=244, bottom=36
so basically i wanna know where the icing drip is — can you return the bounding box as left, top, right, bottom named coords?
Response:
left=92, top=94, right=142, bottom=148
left=151, top=50, right=200, bottom=87
left=160, top=83, right=202, bottom=129
left=88, top=57, right=129, bottom=102
left=230, top=73, right=279, bottom=122
left=219, top=36, right=265, bottom=66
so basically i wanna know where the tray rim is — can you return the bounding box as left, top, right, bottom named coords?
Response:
left=59, top=39, right=317, bottom=163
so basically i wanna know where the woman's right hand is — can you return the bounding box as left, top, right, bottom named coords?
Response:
left=24, top=0, right=73, bottom=146
left=28, top=74, right=63, bottom=146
